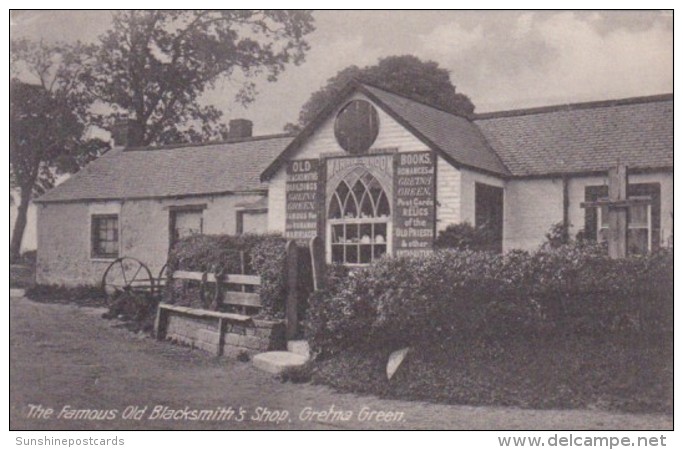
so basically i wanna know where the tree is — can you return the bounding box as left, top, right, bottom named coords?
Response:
left=84, top=10, right=315, bottom=146
left=10, top=40, right=108, bottom=262
left=291, top=55, right=475, bottom=130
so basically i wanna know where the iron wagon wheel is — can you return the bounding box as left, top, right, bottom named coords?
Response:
left=153, top=262, right=169, bottom=299
left=101, top=257, right=155, bottom=304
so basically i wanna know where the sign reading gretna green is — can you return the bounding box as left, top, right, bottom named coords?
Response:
left=394, top=151, right=436, bottom=256
left=285, top=159, right=320, bottom=241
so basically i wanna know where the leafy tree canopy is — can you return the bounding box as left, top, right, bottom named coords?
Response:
left=10, top=39, right=109, bottom=261
left=84, top=10, right=315, bottom=146
left=290, top=55, right=475, bottom=131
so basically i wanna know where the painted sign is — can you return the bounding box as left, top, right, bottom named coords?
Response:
left=393, top=151, right=436, bottom=256
left=326, top=154, right=393, bottom=180
left=285, top=159, right=320, bottom=242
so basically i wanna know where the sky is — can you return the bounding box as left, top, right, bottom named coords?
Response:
left=10, top=10, right=673, bottom=136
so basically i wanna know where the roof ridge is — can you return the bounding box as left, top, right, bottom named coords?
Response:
left=358, top=81, right=472, bottom=118
left=123, top=132, right=294, bottom=152
left=474, top=93, right=673, bottom=120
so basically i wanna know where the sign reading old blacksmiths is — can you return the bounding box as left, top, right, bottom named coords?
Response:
left=393, top=151, right=436, bottom=256
left=285, top=159, right=320, bottom=242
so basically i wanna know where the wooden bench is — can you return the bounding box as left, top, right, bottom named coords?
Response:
left=168, top=269, right=262, bottom=315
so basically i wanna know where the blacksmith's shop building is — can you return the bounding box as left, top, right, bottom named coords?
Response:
left=35, top=81, right=673, bottom=286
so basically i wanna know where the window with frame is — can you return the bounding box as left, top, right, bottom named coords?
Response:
left=597, top=198, right=652, bottom=255
left=586, top=182, right=660, bottom=255
left=91, top=214, right=119, bottom=259
left=328, top=169, right=390, bottom=265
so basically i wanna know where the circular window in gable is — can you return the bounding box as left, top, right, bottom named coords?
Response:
left=334, top=100, right=380, bottom=154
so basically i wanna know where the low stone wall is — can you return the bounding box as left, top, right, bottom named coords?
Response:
left=156, top=304, right=286, bottom=357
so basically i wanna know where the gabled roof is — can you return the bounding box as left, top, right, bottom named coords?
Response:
left=262, top=81, right=672, bottom=181
left=474, top=94, right=673, bottom=177
left=261, top=81, right=510, bottom=180
left=36, top=134, right=293, bottom=203
left=362, top=84, right=510, bottom=176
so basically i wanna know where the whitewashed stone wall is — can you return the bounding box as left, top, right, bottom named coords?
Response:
left=504, top=178, right=564, bottom=252
left=36, top=193, right=266, bottom=286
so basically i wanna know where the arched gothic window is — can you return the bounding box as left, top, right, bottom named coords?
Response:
left=328, top=169, right=390, bottom=264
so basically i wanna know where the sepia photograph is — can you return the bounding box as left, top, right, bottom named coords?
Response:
left=9, top=8, right=673, bottom=437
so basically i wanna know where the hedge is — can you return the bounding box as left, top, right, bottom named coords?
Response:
left=307, top=243, right=673, bottom=357
left=164, top=233, right=290, bottom=319
left=312, top=335, right=673, bottom=414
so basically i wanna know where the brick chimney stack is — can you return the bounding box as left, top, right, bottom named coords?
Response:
left=228, top=119, right=253, bottom=139
left=110, top=118, right=139, bottom=148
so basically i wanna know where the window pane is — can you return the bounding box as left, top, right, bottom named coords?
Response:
left=628, top=229, right=649, bottom=255
left=360, top=223, right=372, bottom=243
left=336, top=181, right=350, bottom=207
left=374, top=223, right=387, bottom=243
left=346, top=245, right=358, bottom=264
left=329, top=194, right=342, bottom=219
left=332, top=245, right=344, bottom=263
left=599, top=206, right=609, bottom=228
left=629, top=204, right=648, bottom=228
left=332, top=224, right=344, bottom=243
left=344, top=194, right=357, bottom=218
left=346, top=224, right=358, bottom=243
left=104, top=241, right=117, bottom=255
left=360, top=244, right=372, bottom=264
left=377, top=192, right=390, bottom=217
left=359, top=191, right=374, bottom=218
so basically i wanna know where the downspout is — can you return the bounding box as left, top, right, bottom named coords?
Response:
left=562, top=176, right=570, bottom=242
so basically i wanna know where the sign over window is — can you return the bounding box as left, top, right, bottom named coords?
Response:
left=334, top=100, right=380, bottom=154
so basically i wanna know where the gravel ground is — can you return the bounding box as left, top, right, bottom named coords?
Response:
left=9, top=296, right=673, bottom=430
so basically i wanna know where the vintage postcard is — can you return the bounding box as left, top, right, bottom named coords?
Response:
left=9, top=9, right=673, bottom=439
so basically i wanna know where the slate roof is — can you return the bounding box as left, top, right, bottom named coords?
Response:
left=262, top=82, right=672, bottom=181
left=36, top=134, right=293, bottom=203
left=361, top=84, right=510, bottom=176
left=37, top=82, right=673, bottom=204
left=474, top=94, right=673, bottom=177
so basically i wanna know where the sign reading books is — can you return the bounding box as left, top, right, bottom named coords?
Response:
left=285, top=159, right=320, bottom=243
left=393, top=151, right=436, bottom=256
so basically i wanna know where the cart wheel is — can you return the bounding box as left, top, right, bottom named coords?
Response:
left=101, top=257, right=154, bottom=302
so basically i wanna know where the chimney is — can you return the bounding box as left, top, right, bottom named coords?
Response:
left=110, top=118, right=144, bottom=148
left=111, top=118, right=133, bottom=148
left=228, top=119, right=253, bottom=139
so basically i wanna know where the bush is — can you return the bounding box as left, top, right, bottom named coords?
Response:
left=542, top=222, right=570, bottom=248
left=434, top=222, right=495, bottom=251
left=165, top=233, right=289, bottom=318
left=102, top=290, right=159, bottom=333
left=307, top=243, right=672, bottom=413
left=277, top=361, right=314, bottom=384
left=313, top=335, right=672, bottom=413
left=307, top=245, right=673, bottom=356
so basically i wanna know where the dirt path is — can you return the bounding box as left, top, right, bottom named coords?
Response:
left=9, top=297, right=672, bottom=430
